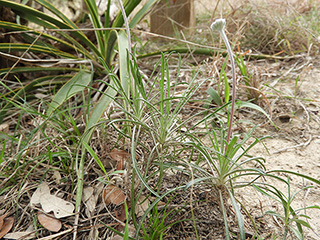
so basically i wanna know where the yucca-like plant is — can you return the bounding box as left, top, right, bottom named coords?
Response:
left=0, top=0, right=158, bottom=122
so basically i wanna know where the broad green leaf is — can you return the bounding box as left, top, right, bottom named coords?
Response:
left=75, top=78, right=117, bottom=210
left=207, top=87, right=222, bottom=106
left=47, top=70, right=92, bottom=115
left=129, top=0, right=158, bottom=28
left=118, top=30, right=130, bottom=97
left=84, top=0, right=105, bottom=55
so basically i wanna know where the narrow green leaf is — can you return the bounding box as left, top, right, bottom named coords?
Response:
left=0, top=67, right=79, bottom=75
left=129, top=0, right=158, bottom=28
left=219, top=190, right=230, bottom=240
left=82, top=141, right=108, bottom=176
left=0, top=21, right=89, bottom=55
left=75, top=78, right=118, bottom=210
left=207, top=88, right=222, bottom=106
left=289, top=226, right=303, bottom=240
left=0, top=0, right=101, bottom=59
left=223, top=72, right=230, bottom=103
left=0, top=140, right=6, bottom=165
left=47, top=70, right=92, bottom=115
left=0, top=43, right=75, bottom=58
left=84, top=0, right=105, bottom=54
left=0, top=75, right=71, bottom=123
left=294, top=219, right=311, bottom=228
left=268, top=170, right=320, bottom=185
left=123, top=202, right=130, bottom=240
left=236, top=100, right=276, bottom=127
left=228, top=189, right=246, bottom=240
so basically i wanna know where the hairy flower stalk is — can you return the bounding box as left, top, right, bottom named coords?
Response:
left=211, top=19, right=236, bottom=146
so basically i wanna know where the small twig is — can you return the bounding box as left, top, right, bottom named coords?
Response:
left=38, top=228, right=73, bottom=240
left=271, top=135, right=313, bottom=154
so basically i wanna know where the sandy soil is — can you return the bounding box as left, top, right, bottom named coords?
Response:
left=249, top=67, right=320, bottom=239
left=193, top=0, right=320, bottom=237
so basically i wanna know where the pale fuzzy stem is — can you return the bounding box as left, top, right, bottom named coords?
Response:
left=220, top=30, right=236, bottom=145
left=211, top=19, right=237, bottom=147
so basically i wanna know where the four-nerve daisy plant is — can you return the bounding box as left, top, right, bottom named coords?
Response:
left=210, top=19, right=236, bottom=147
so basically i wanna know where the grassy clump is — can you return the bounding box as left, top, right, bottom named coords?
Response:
left=1, top=1, right=320, bottom=239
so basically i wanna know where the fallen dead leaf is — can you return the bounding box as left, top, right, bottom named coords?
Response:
left=102, top=185, right=126, bottom=206
left=135, top=195, right=150, bottom=218
left=0, top=123, right=9, bottom=133
left=109, top=149, right=130, bottom=171
left=0, top=213, right=8, bottom=230
left=110, top=235, right=123, bottom=240
left=0, top=217, right=14, bottom=238
left=83, top=186, right=96, bottom=214
left=82, top=187, right=94, bottom=202
left=40, top=194, right=74, bottom=218
left=30, top=182, right=50, bottom=206
left=109, top=149, right=130, bottom=162
left=115, top=204, right=126, bottom=222
left=37, top=212, right=62, bottom=232
left=4, top=231, right=35, bottom=239
left=52, top=170, right=62, bottom=184
left=30, top=182, right=74, bottom=218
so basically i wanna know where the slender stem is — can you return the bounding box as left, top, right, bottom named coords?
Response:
left=220, top=30, right=236, bottom=145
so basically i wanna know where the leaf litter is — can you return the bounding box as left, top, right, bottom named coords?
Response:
left=30, top=182, right=75, bottom=218
left=37, top=213, right=62, bottom=232
left=0, top=215, right=14, bottom=238
left=102, top=184, right=126, bottom=206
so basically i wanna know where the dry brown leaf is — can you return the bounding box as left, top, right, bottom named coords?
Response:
left=52, top=170, right=62, bottom=184
left=4, top=231, right=35, bottom=239
left=102, top=185, right=125, bottom=206
left=109, top=149, right=130, bottom=162
left=40, top=194, right=74, bottom=218
left=83, top=187, right=96, bottom=214
left=0, top=213, right=8, bottom=230
left=115, top=204, right=126, bottom=222
left=109, top=149, right=130, bottom=171
left=0, top=123, right=9, bottom=133
left=30, top=182, right=74, bottom=218
left=30, top=182, right=50, bottom=206
left=135, top=195, right=150, bottom=218
left=110, top=236, right=123, bottom=240
left=82, top=187, right=94, bottom=202
left=0, top=217, right=14, bottom=238
left=37, top=213, right=62, bottom=232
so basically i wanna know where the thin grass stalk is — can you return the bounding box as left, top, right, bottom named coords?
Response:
left=188, top=163, right=199, bottom=240
left=210, top=19, right=236, bottom=147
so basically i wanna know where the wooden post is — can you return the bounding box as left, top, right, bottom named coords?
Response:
left=150, top=0, right=195, bottom=36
